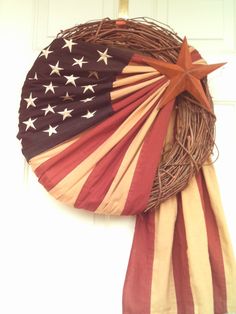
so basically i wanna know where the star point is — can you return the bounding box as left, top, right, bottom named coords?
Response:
left=43, top=82, right=58, bottom=94
left=81, top=84, right=97, bottom=94
left=49, top=61, right=64, bottom=76
left=142, top=37, right=225, bottom=111
left=39, top=46, right=53, bottom=59
left=43, top=125, right=58, bottom=136
left=88, top=71, right=99, bottom=80
left=60, top=92, right=75, bottom=101
left=62, top=39, right=77, bottom=52
left=28, top=72, right=38, bottom=80
left=64, top=74, right=80, bottom=87
left=80, top=97, right=95, bottom=103
left=97, top=48, right=112, bottom=65
left=81, top=110, right=96, bottom=119
left=72, top=56, right=88, bottom=68
left=23, top=117, right=37, bottom=131
left=41, top=104, right=56, bottom=115
left=24, top=93, right=37, bottom=108
left=58, top=108, right=73, bottom=120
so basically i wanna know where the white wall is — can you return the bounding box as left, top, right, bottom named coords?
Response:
left=0, top=1, right=235, bottom=314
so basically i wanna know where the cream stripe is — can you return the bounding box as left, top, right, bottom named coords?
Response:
left=203, top=164, right=236, bottom=312
left=49, top=83, right=168, bottom=204
left=189, top=46, right=206, bottom=64
left=151, top=196, right=178, bottom=314
left=193, top=59, right=207, bottom=65
left=113, top=72, right=161, bottom=88
left=95, top=144, right=142, bottom=215
left=29, top=133, right=82, bottom=170
left=122, top=64, right=157, bottom=74
left=181, top=176, right=214, bottom=314
left=50, top=168, right=94, bottom=205
left=95, top=104, right=161, bottom=215
left=111, top=76, right=163, bottom=101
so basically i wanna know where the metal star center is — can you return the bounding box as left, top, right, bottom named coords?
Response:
left=142, top=37, right=225, bottom=111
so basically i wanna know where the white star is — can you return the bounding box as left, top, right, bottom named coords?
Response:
left=81, top=84, right=97, bottom=94
left=64, top=74, right=80, bottom=87
left=24, top=92, right=37, bottom=108
left=43, top=82, right=58, bottom=94
left=39, top=46, right=53, bottom=59
left=81, top=97, right=95, bottom=103
left=88, top=71, right=99, bottom=79
left=81, top=110, right=96, bottom=119
left=62, top=39, right=77, bottom=52
left=72, top=56, right=88, bottom=68
left=49, top=61, right=64, bottom=76
left=97, top=48, right=112, bottom=65
left=23, top=117, right=37, bottom=131
left=28, top=72, right=38, bottom=80
left=41, top=104, right=56, bottom=115
left=60, top=92, right=75, bottom=101
left=58, top=108, right=73, bottom=120
left=43, top=125, right=58, bottom=136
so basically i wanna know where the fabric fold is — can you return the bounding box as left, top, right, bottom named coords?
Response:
left=123, top=167, right=236, bottom=314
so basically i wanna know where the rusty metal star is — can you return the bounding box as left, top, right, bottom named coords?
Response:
left=142, top=37, right=225, bottom=111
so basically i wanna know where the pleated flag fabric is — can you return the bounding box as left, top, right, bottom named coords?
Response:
left=123, top=166, right=236, bottom=314
left=17, top=37, right=236, bottom=314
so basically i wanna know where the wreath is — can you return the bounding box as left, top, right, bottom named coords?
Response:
left=18, top=18, right=220, bottom=211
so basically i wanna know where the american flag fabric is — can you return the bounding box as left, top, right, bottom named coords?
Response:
left=18, top=37, right=236, bottom=314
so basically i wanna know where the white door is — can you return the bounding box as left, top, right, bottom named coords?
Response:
left=0, top=1, right=235, bottom=314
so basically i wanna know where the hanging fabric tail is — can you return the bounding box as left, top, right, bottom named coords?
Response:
left=123, top=165, right=236, bottom=314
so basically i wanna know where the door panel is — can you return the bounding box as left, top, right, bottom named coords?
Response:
left=35, top=0, right=118, bottom=49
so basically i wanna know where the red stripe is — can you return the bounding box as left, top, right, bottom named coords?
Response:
left=172, top=194, right=195, bottom=314
left=35, top=81, right=162, bottom=191
left=75, top=87, right=166, bottom=211
left=191, top=49, right=202, bottom=62
left=74, top=122, right=136, bottom=211
left=112, top=77, right=167, bottom=112
left=123, top=211, right=155, bottom=314
left=122, top=99, right=174, bottom=215
left=196, top=170, right=227, bottom=314
left=131, top=53, right=150, bottom=65
left=133, top=50, right=201, bottom=65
